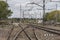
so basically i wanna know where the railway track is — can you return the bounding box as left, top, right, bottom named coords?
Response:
left=31, top=25, right=60, bottom=35
left=13, top=24, right=31, bottom=40
left=13, top=24, right=60, bottom=40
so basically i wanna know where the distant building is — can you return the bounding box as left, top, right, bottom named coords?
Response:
left=37, top=18, right=43, bottom=23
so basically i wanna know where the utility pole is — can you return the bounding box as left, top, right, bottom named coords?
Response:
left=27, top=0, right=52, bottom=25
left=23, top=10, right=25, bottom=22
left=23, top=11, right=24, bottom=19
left=20, top=4, right=22, bottom=23
left=43, top=0, right=45, bottom=25
left=55, top=4, right=58, bottom=25
left=50, top=0, right=60, bottom=25
left=6, top=0, right=7, bottom=2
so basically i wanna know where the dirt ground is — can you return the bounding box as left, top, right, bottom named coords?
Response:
left=0, top=24, right=60, bottom=40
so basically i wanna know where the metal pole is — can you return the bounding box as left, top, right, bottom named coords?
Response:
left=6, top=0, right=7, bottom=2
left=43, top=0, right=45, bottom=25
left=55, top=4, right=58, bottom=25
left=20, top=4, right=22, bottom=23
left=23, top=11, right=24, bottom=19
left=5, top=0, right=7, bottom=20
left=23, top=10, right=24, bottom=22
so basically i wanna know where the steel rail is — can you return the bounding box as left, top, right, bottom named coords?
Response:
left=31, top=25, right=60, bottom=35
left=13, top=24, right=31, bottom=40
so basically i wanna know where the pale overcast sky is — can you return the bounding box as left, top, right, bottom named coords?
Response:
left=4, top=0, right=60, bottom=18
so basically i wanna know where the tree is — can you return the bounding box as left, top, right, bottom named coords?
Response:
left=44, top=10, right=60, bottom=22
left=0, top=1, right=12, bottom=19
